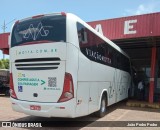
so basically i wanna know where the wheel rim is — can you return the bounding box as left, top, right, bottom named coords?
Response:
left=101, top=98, right=106, bottom=113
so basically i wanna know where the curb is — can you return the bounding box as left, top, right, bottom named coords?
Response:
left=126, top=101, right=160, bottom=109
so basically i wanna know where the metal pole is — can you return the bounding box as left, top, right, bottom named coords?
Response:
left=2, top=21, right=5, bottom=59
left=3, top=20, right=6, bottom=33
left=1, top=19, right=16, bottom=59
left=149, top=46, right=157, bottom=103
left=1, top=19, right=16, bottom=33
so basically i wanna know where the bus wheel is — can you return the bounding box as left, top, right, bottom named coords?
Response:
left=95, top=94, right=107, bottom=118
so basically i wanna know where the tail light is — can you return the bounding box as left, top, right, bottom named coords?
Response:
left=15, top=20, right=19, bottom=24
left=32, top=14, right=44, bottom=19
left=10, top=73, right=17, bottom=99
left=61, top=12, right=66, bottom=16
left=58, top=73, right=74, bottom=102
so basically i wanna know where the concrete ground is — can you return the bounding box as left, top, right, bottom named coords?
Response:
left=0, top=95, right=160, bottom=130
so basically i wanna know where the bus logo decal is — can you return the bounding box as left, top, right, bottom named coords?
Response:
left=23, top=22, right=49, bottom=40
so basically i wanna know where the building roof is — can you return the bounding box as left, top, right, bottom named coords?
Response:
left=0, top=12, right=160, bottom=51
left=88, top=12, right=160, bottom=40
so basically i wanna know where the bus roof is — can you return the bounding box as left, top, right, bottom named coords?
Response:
left=13, top=12, right=130, bottom=59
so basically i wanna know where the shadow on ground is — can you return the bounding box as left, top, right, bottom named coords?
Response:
left=8, top=100, right=160, bottom=129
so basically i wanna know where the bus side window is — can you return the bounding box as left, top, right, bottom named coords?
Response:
left=77, top=24, right=88, bottom=45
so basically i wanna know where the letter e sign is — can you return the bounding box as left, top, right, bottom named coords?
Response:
left=124, top=20, right=137, bottom=35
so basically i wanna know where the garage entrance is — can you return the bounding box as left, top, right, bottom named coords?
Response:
left=125, top=48, right=151, bottom=101
left=113, top=36, right=160, bottom=103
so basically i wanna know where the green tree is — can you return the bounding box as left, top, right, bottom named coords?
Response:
left=0, top=59, right=9, bottom=69
left=0, top=60, right=5, bottom=69
left=3, top=59, right=9, bottom=69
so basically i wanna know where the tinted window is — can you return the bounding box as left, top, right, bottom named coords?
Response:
left=77, top=23, right=112, bottom=66
left=11, top=15, right=66, bottom=47
left=77, top=22, right=131, bottom=73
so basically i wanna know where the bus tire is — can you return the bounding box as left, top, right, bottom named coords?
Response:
left=95, top=94, right=107, bottom=118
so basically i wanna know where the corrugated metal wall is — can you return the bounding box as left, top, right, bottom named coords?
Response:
left=0, top=12, right=160, bottom=49
left=0, top=33, right=9, bottom=48
left=88, top=12, right=160, bottom=40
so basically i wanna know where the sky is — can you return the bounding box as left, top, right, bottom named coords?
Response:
left=0, top=0, right=160, bottom=59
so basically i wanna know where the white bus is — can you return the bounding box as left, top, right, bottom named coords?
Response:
left=10, top=12, right=131, bottom=118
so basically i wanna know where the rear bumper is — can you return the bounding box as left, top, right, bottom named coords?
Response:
left=11, top=97, right=76, bottom=118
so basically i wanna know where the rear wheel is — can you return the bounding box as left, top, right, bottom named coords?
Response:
left=95, top=94, right=107, bottom=117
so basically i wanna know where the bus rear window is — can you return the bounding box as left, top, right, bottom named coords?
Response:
left=11, top=15, right=66, bottom=47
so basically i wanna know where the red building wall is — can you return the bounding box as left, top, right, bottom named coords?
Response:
left=0, top=33, right=9, bottom=49
left=88, top=12, right=160, bottom=40
left=0, top=12, right=160, bottom=50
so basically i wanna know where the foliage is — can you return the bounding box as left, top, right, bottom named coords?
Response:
left=0, top=59, right=9, bottom=69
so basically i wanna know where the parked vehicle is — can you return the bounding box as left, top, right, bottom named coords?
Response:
left=0, top=69, right=10, bottom=96
left=10, top=12, right=131, bottom=118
